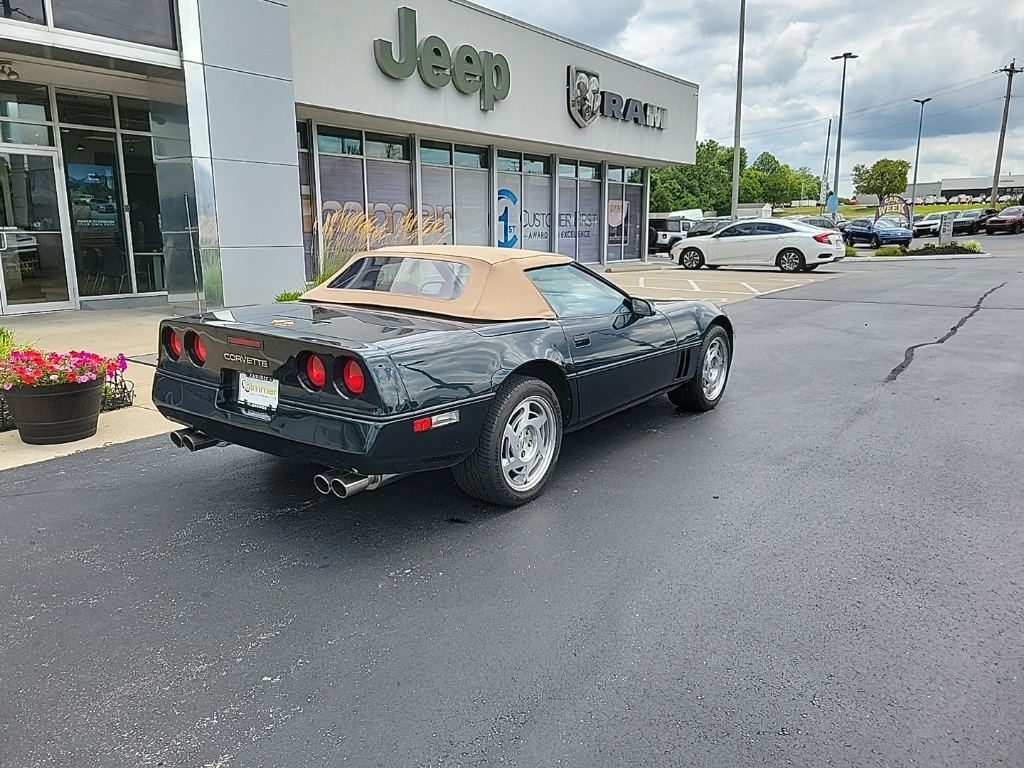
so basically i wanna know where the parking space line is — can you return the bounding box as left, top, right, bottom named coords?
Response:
left=688, top=279, right=701, bottom=291
left=740, top=282, right=761, bottom=295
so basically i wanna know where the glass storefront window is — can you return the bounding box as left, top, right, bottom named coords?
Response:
left=121, top=135, right=164, bottom=292
left=318, top=126, right=361, bottom=156
left=522, top=175, right=551, bottom=252
left=496, top=173, right=521, bottom=249
left=0, top=0, right=44, bottom=24
left=1, top=122, right=53, bottom=147
left=523, top=155, right=550, bottom=175
left=57, top=91, right=115, bottom=128
left=578, top=162, right=601, bottom=181
left=51, top=0, right=176, bottom=49
left=607, top=167, right=624, bottom=183
left=557, top=177, right=576, bottom=258
left=624, top=185, right=644, bottom=260
left=454, top=145, right=488, bottom=169
left=421, top=165, right=454, bottom=244
left=365, top=133, right=409, bottom=160
left=117, top=97, right=151, bottom=132
left=497, top=152, right=521, bottom=173
left=420, top=140, right=452, bottom=166
left=60, top=127, right=130, bottom=296
left=296, top=121, right=310, bottom=151
left=455, top=168, right=489, bottom=245
left=577, top=181, right=601, bottom=263
left=0, top=82, right=51, bottom=122
left=558, top=161, right=577, bottom=178
left=626, top=167, right=643, bottom=184
left=366, top=159, right=413, bottom=239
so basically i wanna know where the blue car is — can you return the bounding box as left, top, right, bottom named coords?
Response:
left=843, top=217, right=913, bottom=248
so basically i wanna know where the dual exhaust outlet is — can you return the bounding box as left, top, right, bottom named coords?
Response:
left=313, top=470, right=404, bottom=499
left=170, top=428, right=221, bottom=452
left=170, top=429, right=400, bottom=500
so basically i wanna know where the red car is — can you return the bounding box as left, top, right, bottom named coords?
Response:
left=985, top=206, right=1024, bottom=235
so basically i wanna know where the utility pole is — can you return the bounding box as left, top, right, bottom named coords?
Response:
left=729, top=0, right=746, bottom=221
left=991, top=59, right=1023, bottom=205
left=910, top=97, right=932, bottom=226
left=831, top=52, right=858, bottom=222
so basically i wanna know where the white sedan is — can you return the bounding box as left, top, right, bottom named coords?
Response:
left=669, top=218, right=846, bottom=273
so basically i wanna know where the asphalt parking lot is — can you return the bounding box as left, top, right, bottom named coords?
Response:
left=3, top=252, right=1024, bottom=766
left=606, top=264, right=840, bottom=304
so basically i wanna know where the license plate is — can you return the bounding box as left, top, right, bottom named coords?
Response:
left=237, top=372, right=279, bottom=413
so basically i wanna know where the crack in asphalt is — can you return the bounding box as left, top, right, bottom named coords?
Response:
left=886, top=282, right=1007, bottom=382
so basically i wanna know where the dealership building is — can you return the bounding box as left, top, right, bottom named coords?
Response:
left=0, top=0, right=698, bottom=316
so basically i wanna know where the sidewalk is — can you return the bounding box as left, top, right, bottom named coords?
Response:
left=0, top=307, right=173, bottom=470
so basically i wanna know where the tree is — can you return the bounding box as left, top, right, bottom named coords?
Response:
left=650, top=176, right=682, bottom=212
left=851, top=158, right=912, bottom=200
left=739, top=169, right=765, bottom=204
left=751, top=151, right=781, bottom=175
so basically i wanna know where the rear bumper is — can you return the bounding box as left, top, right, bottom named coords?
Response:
left=153, top=371, right=489, bottom=474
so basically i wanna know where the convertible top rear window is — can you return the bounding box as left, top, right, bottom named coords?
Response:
left=327, top=256, right=470, bottom=301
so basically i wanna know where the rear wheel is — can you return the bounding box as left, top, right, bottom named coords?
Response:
left=680, top=248, right=704, bottom=269
left=668, top=326, right=731, bottom=411
left=452, top=375, right=562, bottom=506
left=1015, top=223, right=1023, bottom=235
left=777, top=249, right=805, bottom=273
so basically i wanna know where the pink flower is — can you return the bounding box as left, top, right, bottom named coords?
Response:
left=2, top=382, right=11, bottom=390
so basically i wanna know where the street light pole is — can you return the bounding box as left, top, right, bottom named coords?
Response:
left=729, top=0, right=747, bottom=221
left=910, top=97, right=932, bottom=226
left=831, top=52, right=857, bottom=218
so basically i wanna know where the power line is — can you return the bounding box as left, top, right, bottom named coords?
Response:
left=712, top=71, right=1001, bottom=143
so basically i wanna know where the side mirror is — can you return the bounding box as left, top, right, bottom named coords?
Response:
left=628, top=297, right=655, bottom=317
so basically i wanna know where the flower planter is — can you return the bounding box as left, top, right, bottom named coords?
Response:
left=3, top=378, right=104, bottom=445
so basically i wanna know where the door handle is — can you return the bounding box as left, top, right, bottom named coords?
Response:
left=573, top=333, right=591, bottom=348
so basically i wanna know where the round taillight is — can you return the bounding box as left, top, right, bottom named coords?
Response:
left=185, top=331, right=206, bottom=366
left=341, top=359, right=365, bottom=396
left=305, top=353, right=326, bottom=390
left=164, top=328, right=181, bottom=360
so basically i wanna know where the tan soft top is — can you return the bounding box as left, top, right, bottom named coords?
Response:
left=301, top=246, right=572, bottom=321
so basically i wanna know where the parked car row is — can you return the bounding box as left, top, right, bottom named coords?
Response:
left=910, top=208, right=1017, bottom=237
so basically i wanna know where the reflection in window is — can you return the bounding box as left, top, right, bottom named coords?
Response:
left=0, top=82, right=51, bottom=121
left=122, top=135, right=164, bottom=292
left=317, top=126, right=362, bottom=155
left=365, top=133, right=409, bottom=160
left=118, top=97, right=152, bottom=132
left=57, top=91, right=115, bottom=128
left=51, top=0, right=176, bottom=49
left=0, top=0, right=44, bottom=24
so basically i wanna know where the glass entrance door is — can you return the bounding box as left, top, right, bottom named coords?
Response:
left=0, top=149, right=76, bottom=314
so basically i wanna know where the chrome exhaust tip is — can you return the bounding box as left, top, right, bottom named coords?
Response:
left=169, top=429, right=187, bottom=448
left=313, top=472, right=335, bottom=495
left=330, top=473, right=372, bottom=498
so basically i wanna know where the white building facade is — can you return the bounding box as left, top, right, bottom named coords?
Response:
left=0, top=0, right=699, bottom=316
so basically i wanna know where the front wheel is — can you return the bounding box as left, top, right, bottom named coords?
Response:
left=668, top=326, right=731, bottom=411
left=706, top=265, right=722, bottom=270
left=777, top=249, right=805, bottom=273
left=452, top=375, right=562, bottom=506
left=680, top=248, right=704, bottom=269
left=870, top=235, right=880, bottom=249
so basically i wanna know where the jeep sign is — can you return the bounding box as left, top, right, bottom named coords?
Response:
left=374, top=7, right=511, bottom=112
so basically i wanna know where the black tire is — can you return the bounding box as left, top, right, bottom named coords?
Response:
left=870, top=235, right=880, bottom=249
left=843, top=235, right=853, bottom=246
left=803, top=264, right=819, bottom=271
left=668, top=326, right=731, bottom=411
left=679, top=248, right=704, bottom=269
left=1015, top=223, right=1022, bottom=235
left=452, top=375, right=563, bottom=506
left=706, top=265, right=722, bottom=270
left=777, top=248, right=805, bottom=273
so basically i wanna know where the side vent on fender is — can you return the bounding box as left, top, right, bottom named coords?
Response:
left=676, top=349, right=691, bottom=380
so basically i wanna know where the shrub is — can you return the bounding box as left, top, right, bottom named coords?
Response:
left=275, top=290, right=304, bottom=303
left=0, top=327, right=14, bottom=358
left=874, top=245, right=905, bottom=257
left=954, top=239, right=982, bottom=253
left=844, top=245, right=857, bottom=258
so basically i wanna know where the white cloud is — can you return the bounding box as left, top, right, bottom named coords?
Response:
left=476, top=0, right=1024, bottom=195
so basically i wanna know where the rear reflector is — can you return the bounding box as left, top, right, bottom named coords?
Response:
left=227, top=336, right=263, bottom=349
left=413, top=410, right=460, bottom=432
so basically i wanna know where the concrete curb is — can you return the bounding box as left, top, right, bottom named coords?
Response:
left=843, top=253, right=991, bottom=262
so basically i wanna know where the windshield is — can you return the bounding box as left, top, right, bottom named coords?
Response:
left=1001, top=207, right=1023, bottom=216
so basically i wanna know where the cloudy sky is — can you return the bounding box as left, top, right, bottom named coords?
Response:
left=475, top=0, right=1024, bottom=196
